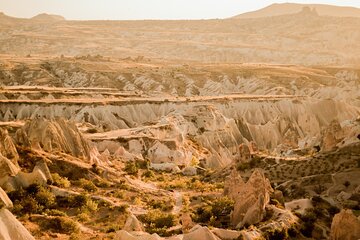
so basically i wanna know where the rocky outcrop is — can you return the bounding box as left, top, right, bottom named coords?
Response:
left=330, top=209, right=360, bottom=240
left=0, top=155, right=20, bottom=190
left=319, top=118, right=360, bottom=151
left=223, top=169, right=245, bottom=200
left=0, top=128, right=19, bottom=164
left=0, top=187, right=12, bottom=209
left=114, top=230, right=162, bottom=240
left=16, top=118, right=91, bottom=160
left=183, top=225, right=220, bottom=240
left=212, top=228, right=242, bottom=240
left=123, top=214, right=144, bottom=232
left=3, top=161, right=51, bottom=191
left=0, top=208, right=35, bottom=240
left=227, top=169, right=273, bottom=228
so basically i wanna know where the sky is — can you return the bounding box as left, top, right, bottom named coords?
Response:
left=0, top=0, right=359, bottom=20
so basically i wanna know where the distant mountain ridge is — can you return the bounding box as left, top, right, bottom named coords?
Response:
left=31, top=13, right=65, bottom=21
left=0, top=12, right=65, bottom=22
left=232, top=3, right=360, bottom=19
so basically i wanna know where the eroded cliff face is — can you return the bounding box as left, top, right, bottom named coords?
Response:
left=15, top=118, right=91, bottom=161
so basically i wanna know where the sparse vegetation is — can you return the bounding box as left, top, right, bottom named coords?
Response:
left=139, top=209, right=177, bottom=236
left=40, top=216, right=79, bottom=234
left=193, top=196, right=234, bottom=228
left=51, top=173, right=71, bottom=188
left=76, top=178, right=98, bottom=192
left=8, top=184, right=56, bottom=215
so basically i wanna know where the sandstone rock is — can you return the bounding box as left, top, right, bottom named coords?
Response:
left=320, top=120, right=344, bottom=151
left=0, top=208, right=35, bottom=240
left=330, top=209, right=360, bottom=240
left=181, top=212, right=194, bottom=232
left=50, top=186, right=79, bottom=197
left=182, top=166, right=197, bottom=176
left=0, top=187, right=12, bottom=209
left=123, top=214, right=144, bottom=232
left=13, top=168, right=48, bottom=188
left=0, top=155, right=20, bottom=190
left=238, top=144, right=251, bottom=163
left=114, top=230, right=162, bottom=240
left=33, top=161, right=53, bottom=183
left=212, top=228, right=242, bottom=240
left=16, top=118, right=91, bottom=160
left=183, top=225, right=220, bottom=240
left=223, top=169, right=245, bottom=200
left=229, top=169, right=273, bottom=228
left=0, top=128, right=19, bottom=164
left=150, top=163, right=181, bottom=173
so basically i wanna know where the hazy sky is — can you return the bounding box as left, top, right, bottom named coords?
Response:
left=0, top=0, right=359, bottom=20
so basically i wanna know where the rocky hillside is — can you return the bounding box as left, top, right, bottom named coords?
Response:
left=0, top=9, right=359, bottom=65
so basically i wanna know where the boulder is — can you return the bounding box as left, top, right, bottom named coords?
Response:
left=212, top=228, right=242, bottom=240
left=123, top=214, right=144, bottom=232
left=13, top=168, right=48, bottom=188
left=181, top=212, right=194, bottom=232
left=150, top=163, right=181, bottom=173
left=229, top=169, right=273, bottom=228
left=0, top=155, right=20, bottom=189
left=330, top=209, right=360, bottom=240
left=114, top=230, right=162, bottom=240
left=182, top=166, right=197, bottom=176
left=183, top=225, right=220, bottom=240
left=0, top=208, right=35, bottom=240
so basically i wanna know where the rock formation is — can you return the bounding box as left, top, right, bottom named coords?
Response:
left=123, top=214, right=144, bottom=232
left=0, top=155, right=20, bottom=190
left=0, top=208, right=35, bottom=240
left=0, top=189, right=34, bottom=240
left=227, top=169, right=273, bottom=228
left=0, top=128, right=19, bottom=164
left=223, top=169, right=245, bottom=199
left=183, top=225, right=220, bottom=240
left=16, top=118, right=91, bottom=160
left=330, top=209, right=360, bottom=240
left=0, top=187, right=12, bottom=209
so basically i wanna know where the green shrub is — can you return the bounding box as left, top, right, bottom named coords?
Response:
left=45, top=209, right=67, bottom=216
left=139, top=209, right=177, bottom=235
left=105, top=224, right=121, bottom=233
left=51, top=173, right=71, bottom=188
left=8, top=184, right=56, bottom=215
left=193, top=196, right=234, bottom=227
left=42, top=216, right=79, bottom=234
left=77, top=212, right=90, bottom=222
left=264, top=228, right=289, bottom=240
left=148, top=198, right=174, bottom=211
left=77, top=178, right=98, bottom=192
left=57, top=194, right=98, bottom=213
left=142, top=170, right=155, bottom=179
left=124, top=161, right=139, bottom=175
